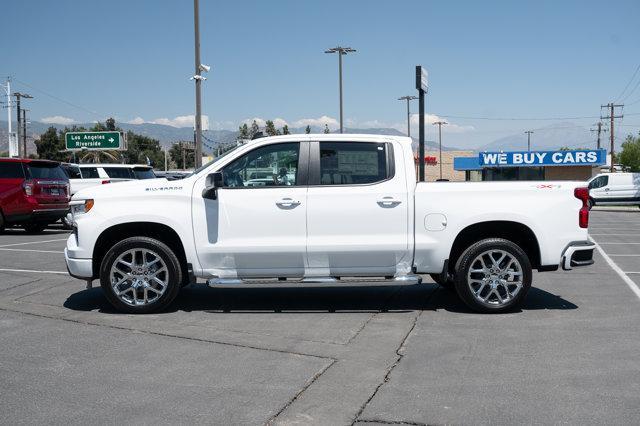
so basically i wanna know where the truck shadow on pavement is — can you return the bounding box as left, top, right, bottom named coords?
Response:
left=63, top=283, right=578, bottom=314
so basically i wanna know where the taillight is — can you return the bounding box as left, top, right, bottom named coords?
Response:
left=23, top=180, right=34, bottom=196
left=574, top=187, right=589, bottom=228
left=101, top=180, right=110, bottom=184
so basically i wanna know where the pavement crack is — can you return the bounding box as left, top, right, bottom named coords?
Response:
left=0, top=306, right=337, bottom=361
left=355, top=419, right=427, bottom=426
left=350, top=287, right=438, bottom=425
left=265, top=359, right=337, bottom=425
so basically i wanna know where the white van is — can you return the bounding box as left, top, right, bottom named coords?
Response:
left=587, top=172, right=640, bottom=207
left=78, top=164, right=156, bottom=182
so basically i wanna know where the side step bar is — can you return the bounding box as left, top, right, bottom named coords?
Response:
left=207, top=275, right=422, bottom=287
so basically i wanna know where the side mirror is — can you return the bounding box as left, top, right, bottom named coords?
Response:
left=202, top=171, right=223, bottom=199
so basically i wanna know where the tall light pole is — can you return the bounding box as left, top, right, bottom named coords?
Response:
left=2, top=79, right=17, bottom=157
left=398, top=95, right=417, bottom=138
left=325, top=46, right=356, bottom=133
left=433, top=121, right=447, bottom=180
left=192, top=0, right=210, bottom=168
left=524, top=130, right=534, bottom=151
left=13, top=92, right=33, bottom=158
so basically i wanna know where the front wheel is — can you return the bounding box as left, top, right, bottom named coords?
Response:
left=453, top=238, right=532, bottom=313
left=100, top=237, right=183, bottom=314
left=23, top=223, right=47, bottom=234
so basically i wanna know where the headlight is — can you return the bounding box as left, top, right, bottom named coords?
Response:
left=70, top=199, right=94, bottom=216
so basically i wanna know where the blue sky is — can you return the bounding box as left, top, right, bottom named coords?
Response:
left=2, top=0, right=640, bottom=148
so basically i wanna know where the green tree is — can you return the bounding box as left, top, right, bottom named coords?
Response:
left=169, top=142, right=195, bottom=170
left=282, top=125, right=290, bottom=135
left=238, top=123, right=249, bottom=140
left=105, top=117, right=117, bottom=131
left=250, top=120, right=260, bottom=138
left=305, top=125, right=311, bottom=134
left=619, top=133, right=640, bottom=172
left=123, top=131, right=164, bottom=167
left=35, top=127, right=70, bottom=162
left=265, top=120, right=278, bottom=136
left=323, top=124, right=330, bottom=134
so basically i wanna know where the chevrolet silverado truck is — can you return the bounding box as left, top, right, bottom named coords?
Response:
left=64, top=134, right=595, bottom=314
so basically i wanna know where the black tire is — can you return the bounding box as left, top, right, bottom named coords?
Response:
left=0, top=211, right=5, bottom=233
left=23, top=223, right=47, bottom=234
left=429, top=272, right=454, bottom=290
left=453, top=238, right=532, bottom=313
left=100, top=236, right=183, bottom=314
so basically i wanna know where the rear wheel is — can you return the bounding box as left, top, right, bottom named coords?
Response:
left=587, top=198, right=595, bottom=210
left=23, top=223, right=47, bottom=234
left=100, top=236, right=182, bottom=314
left=453, top=238, right=532, bottom=313
left=0, top=211, right=4, bottom=233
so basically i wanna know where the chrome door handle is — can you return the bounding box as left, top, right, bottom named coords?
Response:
left=377, top=196, right=402, bottom=206
left=604, top=188, right=610, bottom=191
left=275, top=197, right=301, bottom=207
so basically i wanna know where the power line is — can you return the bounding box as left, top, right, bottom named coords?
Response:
left=436, top=113, right=603, bottom=121
left=615, top=63, right=640, bottom=102
left=12, top=77, right=102, bottom=118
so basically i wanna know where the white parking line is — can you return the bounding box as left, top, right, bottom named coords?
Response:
left=596, top=242, right=640, bottom=245
left=593, top=241, right=640, bottom=300
left=609, top=254, right=640, bottom=257
left=0, top=248, right=64, bottom=254
left=0, top=238, right=68, bottom=248
left=589, top=234, right=640, bottom=236
left=0, top=268, right=68, bottom=275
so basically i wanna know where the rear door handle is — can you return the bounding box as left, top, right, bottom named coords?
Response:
left=275, top=197, right=301, bottom=207
left=377, top=196, right=402, bottom=206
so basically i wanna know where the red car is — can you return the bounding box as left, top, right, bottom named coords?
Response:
left=0, top=158, right=70, bottom=233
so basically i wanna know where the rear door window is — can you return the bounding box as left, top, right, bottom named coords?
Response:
left=0, top=162, right=25, bottom=179
left=103, top=167, right=134, bottom=179
left=26, top=163, right=68, bottom=180
left=80, top=167, right=100, bottom=179
left=317, top=142, right=391, bottom=185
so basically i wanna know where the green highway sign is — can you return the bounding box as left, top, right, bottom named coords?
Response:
left=65, top=131, right=124, bottom=150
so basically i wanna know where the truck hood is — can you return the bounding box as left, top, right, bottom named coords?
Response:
left=72, top=177, right=189, bottom=200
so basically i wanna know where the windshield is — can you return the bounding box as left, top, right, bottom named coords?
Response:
left=27, top=163, right=68, bottom=180
left=133, top=167, right=156, bottom=179
left=190, top=145, right=244, bottom=176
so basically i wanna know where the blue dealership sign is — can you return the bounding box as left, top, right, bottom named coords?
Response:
left=478, top=149, right=606, bottom=167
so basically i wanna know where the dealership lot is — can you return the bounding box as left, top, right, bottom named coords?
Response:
left=0, top=210, right=639, bottom=425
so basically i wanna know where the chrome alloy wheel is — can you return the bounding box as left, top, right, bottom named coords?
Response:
left=466, top=249, right=523, bottom=307
left=109, top=249, right=168, bottom=306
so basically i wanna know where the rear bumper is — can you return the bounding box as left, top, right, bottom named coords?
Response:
left=6, top=207, right=69, bottom=224
left=561, top=241, right=596, bottom=270
left=64, top=248, right=93, bottom=279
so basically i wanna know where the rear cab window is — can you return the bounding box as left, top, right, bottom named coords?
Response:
left=132, top=167, right=156, bottom=179
left=103, top=167, right=134, bottom=179
left=317, top=142, right=392, bottom=185
left=80, top=167, right=100, bottom=179
left=0, top=162, right=26, bottom=179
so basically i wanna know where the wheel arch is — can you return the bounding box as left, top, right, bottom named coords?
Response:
left=92, top=222, right=188, bottom=281
left=448, top=221, right=541, bottom=271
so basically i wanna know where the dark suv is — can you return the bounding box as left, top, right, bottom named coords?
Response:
left=0, top=159, right=70, bottom=233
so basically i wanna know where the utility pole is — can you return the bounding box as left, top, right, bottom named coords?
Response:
left=415, top=66, right=428, bottom=182
left=601, top=103, right=623, bottom=172
left=398, top=95, right=417, bottom=138
left=22, top=109, right=28, bottom=158
left=524, top=130, right=534, bottom=151
left=12, top=92, right=33, bottom=158
left=433, top=121, right=447, bottom=180
left=590, top=122, right=607, bottom=150
left=325, top=46, right=356, bottom=133
left=192, top=0, right=210, bottom=169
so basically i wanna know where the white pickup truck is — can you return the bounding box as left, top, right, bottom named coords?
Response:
left=64, top=134, right=595, bottom=314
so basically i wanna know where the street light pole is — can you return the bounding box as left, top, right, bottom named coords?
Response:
left=524, top=130, right=534, bottom=151
left=398, top=95, right=417, bottom=138
left=433, top=121, right=447, bottom=180
left=325, top=46, right=356, bottom=133
left=193, top=0, right=203, bottom=168
left=13, top=92, right=33, bottom=158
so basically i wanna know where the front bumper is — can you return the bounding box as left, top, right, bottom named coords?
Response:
left=561, top=241, right=596, bottom=270
left=64, top=248, right=93, bottom=279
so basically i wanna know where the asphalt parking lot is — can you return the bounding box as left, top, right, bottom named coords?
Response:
left=0, top=210, right=639, bottom=425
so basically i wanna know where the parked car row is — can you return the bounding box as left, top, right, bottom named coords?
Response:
left=586, top=172, right=640, bottom=208
left=1, top=159, right=158, bottom=233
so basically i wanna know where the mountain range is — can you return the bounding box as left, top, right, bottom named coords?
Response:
left=0, top=120, right=612, bottom=155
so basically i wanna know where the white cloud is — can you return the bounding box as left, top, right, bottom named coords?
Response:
left=41, top=116, right=75, bottom=125
left=292, top=115, right=339, bottom=130
left=410, top=113, right=475, bottom=133
left=127, top=117, right=145, bottom=125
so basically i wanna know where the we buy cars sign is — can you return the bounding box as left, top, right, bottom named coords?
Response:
left=479, top=149, right=606, bottom=167
left=65, top=131, right=124, bottom=150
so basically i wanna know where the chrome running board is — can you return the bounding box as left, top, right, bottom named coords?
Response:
left=207, top=274, right=422, bottom=287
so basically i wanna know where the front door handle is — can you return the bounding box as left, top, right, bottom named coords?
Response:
left=275, top=197, right=301, bottom=208
left=377, top=196, right=402, bottom=207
